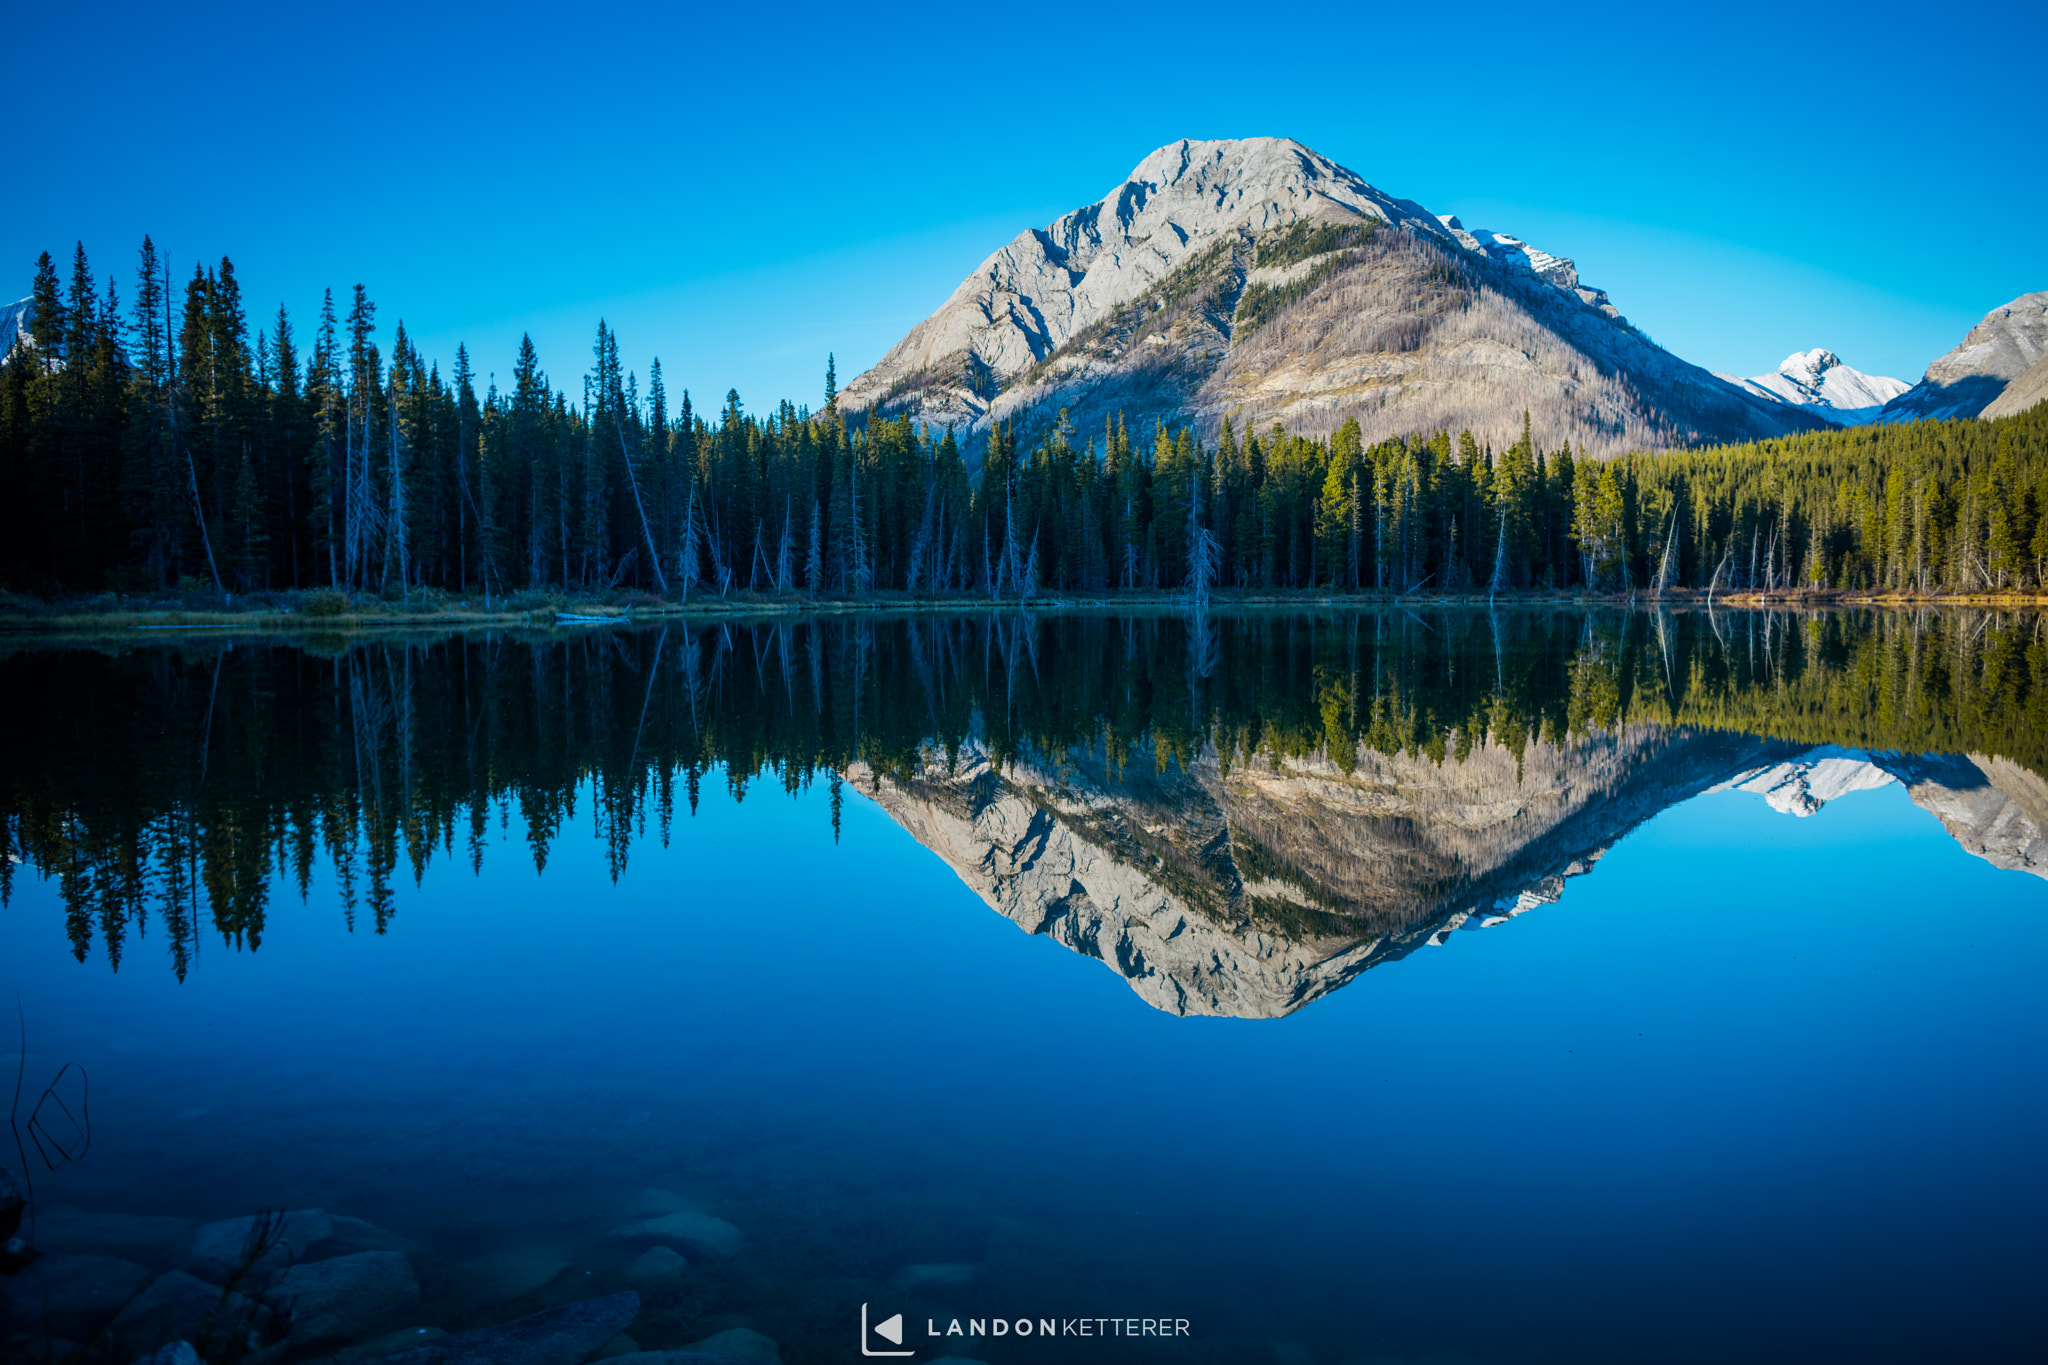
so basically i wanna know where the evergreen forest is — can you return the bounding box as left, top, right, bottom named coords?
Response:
left=5, top=241, right=2047, bottom=605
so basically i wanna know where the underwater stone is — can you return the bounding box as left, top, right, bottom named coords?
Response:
left=183, top=1210, right=334, bottom=1283
left=605, top=1213, right=741, bottom=1260
left=588, top=1334, right=639, bottom=1360
left=270, top=1251, right=421, bottom=1345
left=622, top=1247, right=688, bottom=1287
left=364, top=1291, right=639, bottom=1365
left=0, top=1253, right=155, bottom=1339
left=598, top=1355, right=736, bottom=1365
left=680, top=1330, right=780, bottom=1364
left=107, top=1270, right=269, bottom=1359
left=310, top=1216, right=418, bottom=1259
left=133, top=1342, right=204, bottom=1365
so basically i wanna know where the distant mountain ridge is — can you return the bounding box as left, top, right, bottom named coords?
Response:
left=841, top=137, right=1832, bottom=462
left=1877, top=292, right=2048, bottom=422
left=1717, top=348, right=1908, bottom=426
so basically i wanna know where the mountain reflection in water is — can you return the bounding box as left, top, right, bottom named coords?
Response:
left=3, top=607, right=2043, bottom=1011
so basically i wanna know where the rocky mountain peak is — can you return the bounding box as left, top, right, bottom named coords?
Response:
left=841, top=137, right=1832, bottom=462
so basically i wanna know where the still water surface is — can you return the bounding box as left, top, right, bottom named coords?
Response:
left=3, top=609, right=2045, bottom=1365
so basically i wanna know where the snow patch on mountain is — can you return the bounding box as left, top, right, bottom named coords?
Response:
left=0, top=296, right=31, bottom=361
left=1717, top=349, right=1908, bottom=427
left=1710, top=745, right=1896, bottom=816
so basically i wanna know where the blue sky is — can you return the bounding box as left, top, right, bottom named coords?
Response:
left=7, top=0, right=2041, bottom=414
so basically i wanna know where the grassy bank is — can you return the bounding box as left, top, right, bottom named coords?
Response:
left=3, top=583, right=2045, bottom=640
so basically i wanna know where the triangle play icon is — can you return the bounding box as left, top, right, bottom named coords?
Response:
left=873, top=1313, right=904, bottom=1346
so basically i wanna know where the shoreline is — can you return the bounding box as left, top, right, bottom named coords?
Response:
left=2, top=586, right=2044, bottom=640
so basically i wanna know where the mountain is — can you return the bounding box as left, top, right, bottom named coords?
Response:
left=1716, top=349, right=1907, bottom=426
left=1980, top=350, right=2048, bottom=419
left=839, top=137, right=1832, bottom=464
left=850, top=735, right=2047, bottom=1018
left=1876, top=291, right=2048, bottom=423
left=0, top=296, right=30, bottom=362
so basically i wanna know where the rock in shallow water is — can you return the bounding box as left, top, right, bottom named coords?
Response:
left=622, top=1247, right=688, bottom=1288
left=364, top=1291, right=639, bottom=1365
left=183, top=1210, right=333, bottom=1283
left=107, top=1269, right=269, bottom=1359
left=680, top=1329, right=779, bottom=1364
left=133, top=1343, right=203, bottom=1365
left=605, top=1213, right=740, bottom=1260
left=0, top=1252, right=155, bottom=1339
left=271, top=1250, right=420, bottom=1345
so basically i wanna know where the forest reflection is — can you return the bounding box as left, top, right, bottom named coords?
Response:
left=4, top=606, right=2043, bottom=980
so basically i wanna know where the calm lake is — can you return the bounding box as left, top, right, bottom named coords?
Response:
left=3, top=607, right=2045, bottom=1365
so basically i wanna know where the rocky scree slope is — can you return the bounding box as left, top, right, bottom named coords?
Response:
left=839, top=137, right=1831, bottom=463
left=1877, top=291, right=2048, bottom=422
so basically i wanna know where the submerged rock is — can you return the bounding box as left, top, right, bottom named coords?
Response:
left=0, top=1252, right=155, bottom=1339
left=334, top=1327, right=447, bottom=1363
left=449, top=1246, right=573, bottom=1301
left=889, top=1263, right=975, bottom=1293
left=183, top=1210, right=333, bottom=1283
left=605, top=1213, right=740, bottom=1260
left=311, top=1216, right=418, bottom=1259
left=34, top=1208, right=196, bottom=1264
left=622, top=1247, right=688, bottom=1288
left=680, top=1329, right=779, bottom=1364
left=107, top=1270, right=269, bottom=1359
left=589, top=1333, right=640, bottom=1360
left=595, top=1355, right=727, bottom=1365
left=270, top=1250, right=420, bottom=1345
left=133, top=1343, right=204, bottom=1365
left=366, top=1291, right=639, bottom=1365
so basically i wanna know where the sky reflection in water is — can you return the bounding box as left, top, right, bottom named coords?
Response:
left=2, top=609, right=2044, bottom=1365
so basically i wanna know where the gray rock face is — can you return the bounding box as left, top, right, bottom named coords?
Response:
left=270, top=1250, right=420, bottom=1345
left=106, top=1270, right=268, bottom=1359
left=605, top=1212, right=741, bottom=1260
left=368, top=1292, right=639, bottom=1365
left=840, top=137, right=1828, bottom=462
left=183, top=1209, right=332, bottom=1283
left=1889, top=753, right=2048, bottom=879
left=848, top=724, right=1799, bottom=1018
left=1979, top=349, right=2048, bottom=419
left=1878, top=291, right=2048, bottom=422
left=0, top=1252, right=154, bottom=1339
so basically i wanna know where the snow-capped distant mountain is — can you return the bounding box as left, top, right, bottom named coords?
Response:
left=1716, top=349, right=1909, bottom=427
left=0, top=296, right=31, bottom=361
left=1711, top=745, right=1896, bottom=816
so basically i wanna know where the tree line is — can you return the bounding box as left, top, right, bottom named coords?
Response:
left=4, top=239, right=2047, bottom=602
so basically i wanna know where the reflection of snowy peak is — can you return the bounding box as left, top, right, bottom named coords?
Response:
left=1718, top=350, right=1909, bottom=427
left=1717, top=745, right=2048, bottom=879
left=1712, top=745, right=1896, bottom=815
